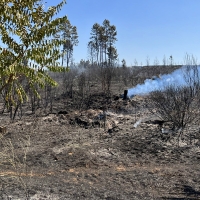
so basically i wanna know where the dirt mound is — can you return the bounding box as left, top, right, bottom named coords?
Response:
left=68, top=109, right=120, bottom=133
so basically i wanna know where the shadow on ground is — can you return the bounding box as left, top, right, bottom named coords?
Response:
left=162, top=185, right=200, bottom=200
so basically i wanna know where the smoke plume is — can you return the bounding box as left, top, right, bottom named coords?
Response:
left=128, top=66, right=200, bottom=97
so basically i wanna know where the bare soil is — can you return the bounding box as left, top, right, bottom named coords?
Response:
left=0, top=94, right=200, bottom=200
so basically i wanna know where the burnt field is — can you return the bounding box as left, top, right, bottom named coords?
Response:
left=0, top=94, right=200, bottom=199
left=0, top=65, right=200, bottom=199
left=1, top=0, right=200, bottom=199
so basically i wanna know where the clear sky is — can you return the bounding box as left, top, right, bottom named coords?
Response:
left=48, top=0, right=200, bottom=66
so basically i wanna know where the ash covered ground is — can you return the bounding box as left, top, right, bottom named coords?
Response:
left=0, top=94, right=200, bottom=200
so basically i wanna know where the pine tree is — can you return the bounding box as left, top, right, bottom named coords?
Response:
left=88, top=20, right=117, bottom=67
left=55, top=21, right=78, bottom=67
left=89, top=23, right=101, bottom=64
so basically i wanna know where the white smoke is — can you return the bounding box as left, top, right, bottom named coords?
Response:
left=128, top=66, right=200, bottom=97
left=133, top=119, right=142, bottom=128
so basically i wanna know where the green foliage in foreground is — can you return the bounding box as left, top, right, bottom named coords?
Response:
left=0, top=0, right=69, bottom=105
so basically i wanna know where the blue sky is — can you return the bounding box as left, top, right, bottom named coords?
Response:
left=47, top=0, right=200, bottom=65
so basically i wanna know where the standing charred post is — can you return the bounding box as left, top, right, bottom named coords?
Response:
left=123, top=89, right=128, bottom=100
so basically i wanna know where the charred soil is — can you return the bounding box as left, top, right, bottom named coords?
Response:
left=0, top=94, right=200, bottom=200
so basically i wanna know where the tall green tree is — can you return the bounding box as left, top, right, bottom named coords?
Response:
left=55, top=21, right=78, bottom=67
left=102, top=19, right=110, bottom=63
left=0, top=0, right=69, bottom=105
left=88, top=19, right=117, bottom=66
left=107, top=24, right=117, bottom=66
left=87, top=41, right=96, bottom=65
left=98, top=25, right=105, bottom=65
left=107, top=46, right=118, bottom=66
left=89, top=23, right=101, bottom=64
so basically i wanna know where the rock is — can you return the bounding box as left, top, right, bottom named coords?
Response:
left=113, top=96, right=119, bottom=101
left=0, top=126, right=7, bottom=134
left=75, top=117, right=90, bottom=128
left=59, top=114, right=65, bottom=120
left=58, top=110, right=68, bottom=115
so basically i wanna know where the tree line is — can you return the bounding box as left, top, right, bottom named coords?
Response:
left=88, top=19, right=118, bottom=66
